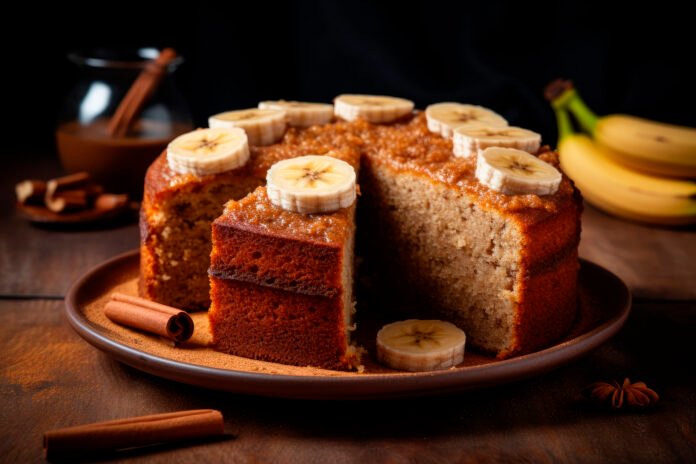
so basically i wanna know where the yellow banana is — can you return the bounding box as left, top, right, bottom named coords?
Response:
left=593, top=115, right=696, bottom=177
left=549, top=80, right=696, bottom=178
left=555, top=108, right=696, bottom=226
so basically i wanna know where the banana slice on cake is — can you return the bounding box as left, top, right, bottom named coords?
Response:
left=426, top=102, right=508, bottom=138
left=208, top=108, right=287, bottom=146
left=334, top=94, right=414, bottom=123
left=376, top=319, right=466, bottom=372
left=167, top=127, right=250, bottom=176
left=453, top=125, right=541, bottom=158
left=266, top=155, right=357, bottom=214
left=475, top=147, right=561, bottom=195
left=258, top=100, right=334, bottom=127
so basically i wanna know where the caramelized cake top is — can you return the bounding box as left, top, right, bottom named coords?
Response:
left=217, top=186, right=354, bottom=245
left=351, top=113, right=577, bottom=217
left=145, top=112, right=578, bottom=227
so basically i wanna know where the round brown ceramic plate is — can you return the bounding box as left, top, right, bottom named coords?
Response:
left=65, top=250, right=631, bottom=400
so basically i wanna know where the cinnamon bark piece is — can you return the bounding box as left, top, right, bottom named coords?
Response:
left=44, top=172, right=91, bottom=212
left=15, top=180, right=47, bottom=204
left=105, top=292, right=194, bottom=342
left=44, top=190, right=89, bottom=213
left=45, top=172, right=90, bottom=197
left=44, top=409, right=224, bottom=460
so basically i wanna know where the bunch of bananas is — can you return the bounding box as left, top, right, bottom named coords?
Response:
left=546, top=80, right=696, bottom=225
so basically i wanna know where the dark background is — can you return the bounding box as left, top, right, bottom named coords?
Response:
left=7, top=0, right=695, bottom=154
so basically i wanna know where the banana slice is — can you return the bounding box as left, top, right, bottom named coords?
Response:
left=426, top=102, right=508, bottom=138
left=376, top=319, right=466, bottom=372
left=453, top=125, right=541, bottom=158
left=258, top=100, right=334, bottom=127
left=475, top=147, right=562, bottom=195
left=208, top=108, right=287, bottom=146
left=167, top=127, right=250, bottom=176
left=334, top=94, right=414, bottom=123
left=266, top=155, right=356, bottom=214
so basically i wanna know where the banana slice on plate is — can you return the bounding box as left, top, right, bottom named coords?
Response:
left=453, top=125, right=541, bottom=158
left=167, top=127, right=250, bottom=176
left=377, top=319, right=467, bottom=372
left=334, top=94, right=414, bottom=123
left=476, top=147, right=562, bottom=195
left=258, top=100, right=334, bottom=127
left=266, top=155, right=357, bottom=214
left=209, top=108, right=287, bottom=146
left=426, top=102, right=508, bottom=138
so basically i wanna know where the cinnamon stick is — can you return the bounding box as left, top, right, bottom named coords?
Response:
left=15, top=180, right=46, bottom=204
left=45, top=189, right=89, bottom=213
left=44, top=409, right=224, bottom=460
left=105, top=292, right=194, bottom=342
left=107, top=48, right=178, bottom=138
left=45, top=172, right=90, bottom=197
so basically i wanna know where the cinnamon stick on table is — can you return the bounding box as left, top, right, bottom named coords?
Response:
left=105, top=292, right=194, bottom=342
left=44, top=409, right=224, bottom=461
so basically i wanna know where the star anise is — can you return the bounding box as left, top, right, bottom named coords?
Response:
left=585, top=378, right=659, bottom=409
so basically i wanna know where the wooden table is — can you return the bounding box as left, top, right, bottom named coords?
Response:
left=1, top=155, right=694, bottom=463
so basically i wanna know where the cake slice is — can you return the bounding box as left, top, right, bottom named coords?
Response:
left=209, top=153, right=362, bottom=370
left=140, top=119, right=363, bottom=311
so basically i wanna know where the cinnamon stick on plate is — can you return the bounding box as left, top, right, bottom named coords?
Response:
left=105, top=292, right=194, bottom=342
left=15, top=180, right=46, bottom=204
left=44, top=409, right=225, bottom=460
left=44, top=172, right=92, bottom=212
left=45, top=189, right=89, bottom=213
left=45, top=172, right=90, bottom=197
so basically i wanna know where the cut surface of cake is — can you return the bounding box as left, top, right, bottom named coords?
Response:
left=355, top=114, right=581, bottom=358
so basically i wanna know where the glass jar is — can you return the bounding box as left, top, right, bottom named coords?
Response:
left=56, top=48, right=193, bottom=197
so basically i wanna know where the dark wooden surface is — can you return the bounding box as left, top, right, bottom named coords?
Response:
left=1, top=156, right=695, bottom=463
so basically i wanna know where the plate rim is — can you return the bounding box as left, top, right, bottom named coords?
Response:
left=64, top=249, right=632, bottom=399
left=15, top=201, right=133, bottom=224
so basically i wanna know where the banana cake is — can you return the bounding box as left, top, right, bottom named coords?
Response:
left=140, top=95, right=581, bottom=369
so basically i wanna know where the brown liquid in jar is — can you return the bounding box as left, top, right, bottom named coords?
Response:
left=56, top=118, right=192, bottom=198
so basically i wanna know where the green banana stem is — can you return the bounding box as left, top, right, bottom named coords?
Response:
left=565, top=90, right=600, bottom=135
left=555, top=107, right=575, bottom=146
